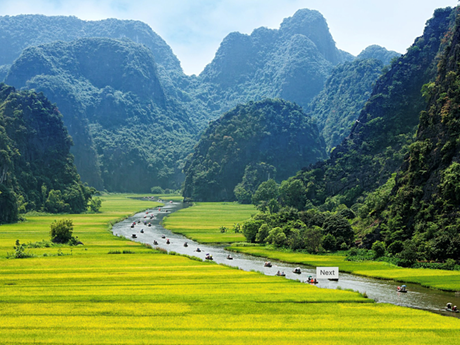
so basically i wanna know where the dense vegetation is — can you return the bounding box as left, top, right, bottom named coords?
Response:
left=0, top=84, right=93, bottom=223
left=294, top=7, right=456, bottom=209
left=308, top=58, right=386, bottom=151
left=356, top=8, right=460, bottom=261
left=234, top=7, right=460, bottom=265
left=356, top=45, right=400, bottom=66
left=6, top=38, right=199, bottom=192
left=182, top=99, right=326, bottom=202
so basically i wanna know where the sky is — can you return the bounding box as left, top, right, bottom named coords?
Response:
left=0, top=0, right=458, bottom=75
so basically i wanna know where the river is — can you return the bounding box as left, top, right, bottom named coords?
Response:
left=111, top=199, right=460, bottom=318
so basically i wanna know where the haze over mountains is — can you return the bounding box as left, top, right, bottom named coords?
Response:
left=0, top=9, right=399, bottom=195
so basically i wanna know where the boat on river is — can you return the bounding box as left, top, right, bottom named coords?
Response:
left=153, top=240, right=158, bottom=245
left=184, top=242, right=188, bottom=247
left=397, top=285, right=408, bottom=293
left=264, top=261, right=272, bottom=267
left=205, top=253, right=213, bottom=260
left=227, top=254, right=233, bottom=260
left=293, top=267, right=301, bottom=274
left=276, top=271, right=285, bottom=277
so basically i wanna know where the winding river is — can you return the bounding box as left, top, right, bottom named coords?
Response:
left=111, top=200, right=460, bottom=318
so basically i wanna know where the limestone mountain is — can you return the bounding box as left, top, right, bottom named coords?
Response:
left=182, top=99, right=327, bottom=202
left=356, top=45, right=400, bottom=66
left=292, top=7, right=456, bottom=209
left=198, top=9, right=353, bottom=115
left=6, top=38, right=198, bottom=192
left=0, top=83, right=93, bottom=223
left=359, top=8, right=460, bottom=260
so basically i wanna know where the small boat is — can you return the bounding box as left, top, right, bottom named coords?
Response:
left=146, top=211, right=149, bottom=214
left=397, top=285, right=408, bottom=293
left=161, top=235, right=166, bottom=239
left=328, top=278, right=339, bottom=281
left=166, top=239, right=170, bottom=244
left=293, top=267, right=301, bottom=274
left=153, top=240, right=158, bottom=245
left=169, top=201, right=173, bottom=203
left=205, top=253, right=213, bottom=260
left=148, top=223, right=151, bottom=227
left=131, top=234, right=137, bottom=239
left=445, top=308, right=459, bottom=313
left=184, top=242, right=188, bottom=247
left=137, top=220, right=140, bottom=224
left=130, top=224, right=135, bottom=228
left=275, top=271, right=285, bottom=277
left=227, top=255, right=233, bottom=260
left=306, top=276, right=318, bottom=284
left=264, top=262, right=272, bottom=267
left=196, top=248, right=201, bottom=252
left=140, top=229, right=144, bottom=233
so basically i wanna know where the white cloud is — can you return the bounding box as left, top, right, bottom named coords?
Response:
left=0, top=0, right=458, bottom=74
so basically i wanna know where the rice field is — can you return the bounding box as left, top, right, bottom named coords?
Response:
left=162, top=202, right=256, bottom=243
left=1, top=195, right=460, bottom=344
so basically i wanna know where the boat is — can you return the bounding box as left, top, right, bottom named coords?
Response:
left=148, top=223, right=151, bottom=227
left=184, top=242, right=188, bottom=247
left=227, top=255, right=233, bottom=260
left=140, top=229, right=144, bottom=233
left=196, top=248, right=201, bottom=252
left=264, top=261, right=272, bottom=267
left=205, top=253, right=213, bottom=260
left=161, top=235, right=166, bottom=239
left=166, top=239, right=170, bottom=244
left=445, top=308, right=459, bottom=313
left=328, top=278, right=339, bottom=281
left=293, top=267, right=301, bottom=274
left=397, top=285, right=408, bottom=293
left=275, top=271, right=285, bottom=277
left=131, top=234, right=137, bottom=238
left=153, top=240, right=158, bottom=245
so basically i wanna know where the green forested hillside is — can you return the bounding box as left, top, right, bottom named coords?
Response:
left=6, top=38, right=198, bottom=192
left=294, top=7, right=456, bottom=209
left=182, top=99, right=326, bottom=202
left=308, top=58, right=385, bottom=151
left=357, top=10, right=460, bottom=261
left=0, top=84, right=93, bottom=223
left=197, top=9, right=353, bottom=115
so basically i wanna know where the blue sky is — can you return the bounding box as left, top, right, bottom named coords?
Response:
left=0, top=0, right=458, bottom=75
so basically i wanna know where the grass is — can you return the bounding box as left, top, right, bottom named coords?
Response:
left=162, top=202, right=256, bottom=243
left=0, top=196, right=459, bottom=344
left=227, top=245, right=460, bottom=292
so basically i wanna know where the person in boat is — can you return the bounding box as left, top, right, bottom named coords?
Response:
left=140, top=229, right=144, bottom=233
left=276, top=270, right=280, bottom=275
left=196, top=248, right=201, bottom=252
left=166, top=239, right=170, bottom=244
left=453, top=305, right=458, bottom=312
left=153, top=240, right=158, bottom=245
left=447, top=302, right=452, bottom=310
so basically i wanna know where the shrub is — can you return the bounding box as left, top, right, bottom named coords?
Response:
left=322, top=233, right=337, bottom=251
left=372, top=240, right=386, bottom=258
left=50, top=219, right=74, bottom=244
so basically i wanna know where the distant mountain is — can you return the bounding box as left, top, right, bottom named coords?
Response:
left=183, top=99, right=327, bottom=202
left=6, top=38, right=198, bottom=192
left=293, top=6, right=456, bottom=208
left=357, top=45, right=401, bottom=66
left=0, top=83, right=92, bottom=223
left=308, top=58, right=385, bottom=151
left=198, top=9, right=352, bottom=114
left=0, top=15, right=181, bottom=73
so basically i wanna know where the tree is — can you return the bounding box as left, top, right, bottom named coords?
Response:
left=372, top=240, right=386, bottom=258
left=322, top=233, right=337, bottom=251
left=265, top=227, right=286, bottom=247
left=242, top=219, right=263, bottom=243
left=303, top=226, right=323, bottom=253
left=280, top=179, right=307, bottom=210
left=252, top=179, right=279, bottom=207
left=255, top=223, right=270, bottom=243
left=50, top=219, right=74, bottom=243
left=323, top=213, right=354, bottom=245
left=45, top=190, right=70, bottom=213
left=89, top=197, right=102, bottom=212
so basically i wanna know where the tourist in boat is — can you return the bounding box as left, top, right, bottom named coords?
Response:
left=166, top=239, right=170, bottom=244
left=153, top=240, right=158, bottom=245
left=453, top=305, right=458, bottom=312
left=140, top=229, right=144, bottom=233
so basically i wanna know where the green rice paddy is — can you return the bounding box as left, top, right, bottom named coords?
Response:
left=162, top=202, right=256, bottom=243
left=0, top=195, right=459, bottom=344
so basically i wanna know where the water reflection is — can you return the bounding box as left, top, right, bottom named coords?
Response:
left=111, top=200, right=460, bottom=318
